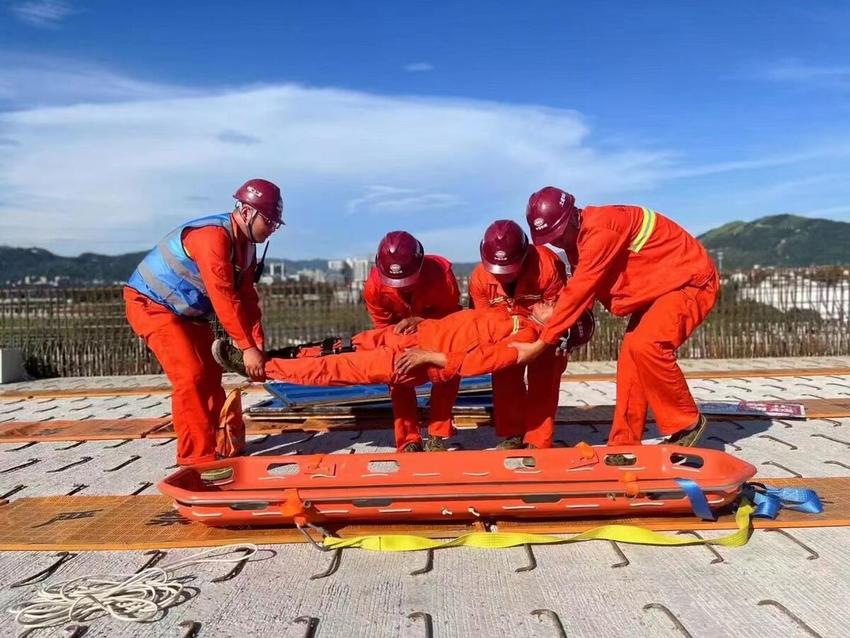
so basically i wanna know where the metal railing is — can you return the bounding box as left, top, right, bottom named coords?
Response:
left=1, top=267, right=848, bottom=378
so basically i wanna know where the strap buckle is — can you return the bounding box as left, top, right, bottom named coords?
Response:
left=295, top=521, right=335, bottom=552
left=555, top=330, right=571, bottom=354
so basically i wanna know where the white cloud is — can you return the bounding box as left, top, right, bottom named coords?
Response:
left=0, top=53, right=194, bottom=109
left=11, top=0, right=74, bottom=28
left=12, top=57, right=849, bottom=260
left=665, top=147, right=850, bottom=179
left=217, top=130, right=262, bottom=146
left=655, top=169, right=850, bottom=238
left=411, top=224, right=491, bottom=261
left=346, top=186, right=463, bottom=214
left=0, top=60, right=678, bottom=259
left=760, top=61, right=850, bottom=89
left=404, top=62, right=434, bottom=73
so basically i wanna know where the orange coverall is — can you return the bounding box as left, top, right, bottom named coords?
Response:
left=363, top=255, right=462, bottom=449
left=124, top=221, right=262, bottom=465
left=469, top=245, right=568, bottom=448
left=265, top=308, right=539, bottom=391
left=540, top=206, right=719, bottom=445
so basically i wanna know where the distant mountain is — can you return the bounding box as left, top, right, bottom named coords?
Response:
left=0, top=243, right=484, bottom=286
left=698, top=214, right=850, bottom=269
left=0, top=247, right=360, bottom=285
left=3, top=213, right=848, bottom=284
left=0, top=246, right=148, bottom=285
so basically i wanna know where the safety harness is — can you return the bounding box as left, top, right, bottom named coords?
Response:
left=267, top=336, right=356, bottom=359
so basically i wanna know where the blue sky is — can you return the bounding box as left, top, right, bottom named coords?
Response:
left=1, top=1, right=849, bottom=260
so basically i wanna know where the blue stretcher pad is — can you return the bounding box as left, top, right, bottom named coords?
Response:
left=263, top=374, right=492, bottom=408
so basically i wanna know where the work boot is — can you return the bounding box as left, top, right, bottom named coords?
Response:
left=496, top=435, right=525, bottom=450
left=401, top=441, right=424, bottom=453
left=212, top=339, right=246, bottom=376
left=664, top=414, right=709, bottom=447
left=424, top=435, right=447, bottom=452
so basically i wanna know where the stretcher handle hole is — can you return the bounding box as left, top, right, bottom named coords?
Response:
left=647, top=491, right=687, bottom=500
left=669, top=453, right=705, bottom=469
left=229, top=502, right=270, bottom=511
left=267, top=462, right=300, bottom=476
left=368, top=460, right=400, bottom=473
left=605, top=454, right=637, bottom=466
left=522, top=494, right=562, bottom=504
left=505, top=457, right=537, bottom=470
left=352, top=498, right=394, bottom=507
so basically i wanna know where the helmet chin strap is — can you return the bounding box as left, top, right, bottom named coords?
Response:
left=245, top=209, right=261, bottom=244
left=243, top=208, right=272, bottom=283
left=254, top=241, right=270, bottom=284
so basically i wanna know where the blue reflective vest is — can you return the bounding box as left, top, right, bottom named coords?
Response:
left=127, top=213, right=236, bottom=319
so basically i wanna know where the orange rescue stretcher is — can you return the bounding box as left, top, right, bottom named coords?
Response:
left=158, top=444, right=757, bottom=527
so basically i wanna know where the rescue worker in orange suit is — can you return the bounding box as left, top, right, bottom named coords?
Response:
left=363, top=231, right=463, bottom=452
left=512, top=187, right=719, bottom=454
left=469, top=220, right=568, bottom=449
left=213, top=302, right=595, bottom=401
left=124, top=179, right=284, bottom=466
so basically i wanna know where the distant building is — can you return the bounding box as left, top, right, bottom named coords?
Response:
left=295, top=268, right=326, bottom=283
left=266, top=262, right=286, bottom=280
left=736, top=269, right=850, bottom=321
left=347, top=256, right=373, bottom=285
left=327, top=259, right=346, bottom=272
left=327, top=259, right=353, bottom=285
left=258, top=261, right=286, bottom=285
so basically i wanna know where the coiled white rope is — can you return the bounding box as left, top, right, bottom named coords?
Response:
left=8, top=544, right=258, bottom=630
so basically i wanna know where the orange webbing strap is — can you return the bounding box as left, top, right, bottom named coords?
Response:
left=216, top=383, right=249, bottom=457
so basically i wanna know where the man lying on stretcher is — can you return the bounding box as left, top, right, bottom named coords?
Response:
left=212, top=302, right=594, bottom=390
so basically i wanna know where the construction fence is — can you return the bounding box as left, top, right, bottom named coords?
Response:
left=1, top=266, right=848, bottom=378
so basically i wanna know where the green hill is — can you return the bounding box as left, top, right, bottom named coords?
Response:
left=697, top=214, right=850, bottom=269
left=0, top=247, right=148, bottom=285
left=2, top=213, right=848, bottom=284
left=0, top=247, right=356, bottom=286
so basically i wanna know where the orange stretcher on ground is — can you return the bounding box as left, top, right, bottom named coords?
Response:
left=158, top=445, right=756, bottom=527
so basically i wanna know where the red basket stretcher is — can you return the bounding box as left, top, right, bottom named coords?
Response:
left=158, top=444, right=756, bottom=528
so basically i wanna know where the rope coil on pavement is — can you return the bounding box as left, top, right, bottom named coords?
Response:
left=8, top=544, right=258, bottom=630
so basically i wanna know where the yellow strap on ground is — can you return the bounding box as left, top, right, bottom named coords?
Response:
left=323, top=502, right=754, bottom=552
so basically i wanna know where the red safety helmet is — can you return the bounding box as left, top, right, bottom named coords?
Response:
left=375, top=231, right=425, bottom=288
left=526, top=186, right=577, bottom=245
left=480, top=220, right=529, bottom=276
left=233, top=178, right=284, bottom=225
left=564, top=309, right=596, bottom=352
